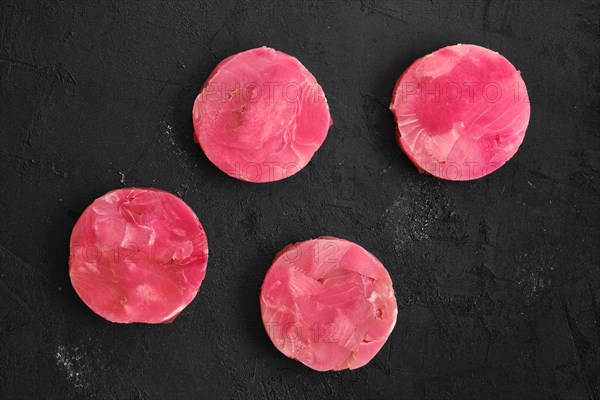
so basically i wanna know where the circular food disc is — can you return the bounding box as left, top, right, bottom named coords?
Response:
left=193, top=47, right=332, bottom=183
left=390, top=44, right=530, bottom=180
left=260, top=237, right=398, bottom=371
left=69, top=188, right=208, bottom=323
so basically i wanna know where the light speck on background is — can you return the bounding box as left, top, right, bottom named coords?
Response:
left=55, top=345, right=88, bottom=389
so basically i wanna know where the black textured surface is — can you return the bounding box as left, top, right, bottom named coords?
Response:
left=1, top=1, right=599, bottom=399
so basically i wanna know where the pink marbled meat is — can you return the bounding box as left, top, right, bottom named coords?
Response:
left=193, top=47, right=332, bottom=183
left=260, top=237, right=397, bottom=371
left=69, top=188, right=208, bottom=324
left=390, top=44, right=530, bottom=180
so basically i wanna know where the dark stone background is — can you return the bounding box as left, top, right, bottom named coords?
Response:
left=1, top=1, right=599, bottom=399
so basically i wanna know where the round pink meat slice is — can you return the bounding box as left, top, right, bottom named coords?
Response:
left=193, top=47, right=332, bottom=183
left=260, top=237, right=398, bottom=371
left=390, top=44, right=530, bottom=180
left=69, top=188, right=208, bottom=324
